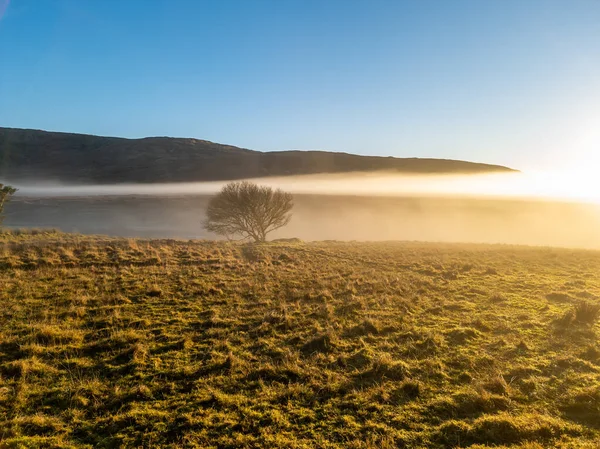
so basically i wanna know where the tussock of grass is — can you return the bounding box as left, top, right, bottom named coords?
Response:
left=301, top=333, right=336, bottom=355
left=560, top=385, right=600, bottom=427
left=434, top=413, right=584, bottom=447
left=574, top=301, right=600, bottom=325
left=1, top=357, right=60, bottom=379
left=0, top=234, right=599, bottom=447
left=31, top=324, right=85, bottom=345
left=556, top=301, right=600, bottom=328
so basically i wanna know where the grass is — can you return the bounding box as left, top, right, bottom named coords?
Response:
left=0, top=231, right=599, bottom=448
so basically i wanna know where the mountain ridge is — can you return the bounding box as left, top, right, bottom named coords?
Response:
left=0, top=127, right=516, bottom=184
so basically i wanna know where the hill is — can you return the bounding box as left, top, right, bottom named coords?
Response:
left=0, top=127, right=515, bottom=184
left=0, top=231, right=598, bottom=448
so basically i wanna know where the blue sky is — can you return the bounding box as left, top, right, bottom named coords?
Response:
left=0, top=0, right=599, bottom=169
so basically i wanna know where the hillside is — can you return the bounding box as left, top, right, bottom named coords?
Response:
left=0, top=127, right=515, bottom=184
left=0, top=231, right=599, bottom=448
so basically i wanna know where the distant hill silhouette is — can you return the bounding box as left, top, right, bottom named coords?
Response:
left=0, top=127, right=515, bottom=184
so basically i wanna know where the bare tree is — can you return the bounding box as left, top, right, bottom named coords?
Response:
left=0, top=183, right=17, bottom=226
left=204, top=181, right=293, bottom=242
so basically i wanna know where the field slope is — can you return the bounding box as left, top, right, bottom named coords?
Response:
left=0, top=231, right=599, bottom=448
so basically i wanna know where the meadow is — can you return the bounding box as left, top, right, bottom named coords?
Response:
left=0, top=230, right=599, bottom=448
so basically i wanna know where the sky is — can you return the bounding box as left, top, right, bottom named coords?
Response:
left=0, top=0, right=599, bottom=170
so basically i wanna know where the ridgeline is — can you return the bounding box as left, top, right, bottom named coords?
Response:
left=0, top=127, right=515, bottom=184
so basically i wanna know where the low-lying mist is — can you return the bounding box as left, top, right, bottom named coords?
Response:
left=12, top=170, right=600, bottom=204
left=6, top=170, right=600, bottom=249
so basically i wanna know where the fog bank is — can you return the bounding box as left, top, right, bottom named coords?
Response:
left=5, top=194, right=600, bottom=250
left=11, top=170, right=600, bottom=206
left=5, top=170, right=600, bottom=249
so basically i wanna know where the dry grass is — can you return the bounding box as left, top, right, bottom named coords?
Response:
left=0, top=231, right=599, bottom=448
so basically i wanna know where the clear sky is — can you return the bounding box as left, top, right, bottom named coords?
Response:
left=0, top=0, right=599, bottom=169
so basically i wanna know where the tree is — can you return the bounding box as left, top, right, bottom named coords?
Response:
left=204, top=181, right=293, bottom=242
left=0, top=183, right=17, bottom=226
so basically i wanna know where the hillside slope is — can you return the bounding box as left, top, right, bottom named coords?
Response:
left=0, top=127, right=515, bottom=183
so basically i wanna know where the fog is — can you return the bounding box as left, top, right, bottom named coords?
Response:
left=5, top=171, right=600, bottom=249
left=12, top=170, right=600, bottom=204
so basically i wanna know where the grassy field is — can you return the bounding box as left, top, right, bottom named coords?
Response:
left=0, top=230, right=599, bottom=448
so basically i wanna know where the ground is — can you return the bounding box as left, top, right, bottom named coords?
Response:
left=0, top=230, right=599, bottom=448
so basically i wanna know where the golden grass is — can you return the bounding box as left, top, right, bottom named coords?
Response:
left=0, top=231, right=599, bottom=447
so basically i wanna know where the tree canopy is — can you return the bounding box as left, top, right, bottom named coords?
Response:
left=203, top=181, right=293, bottom=242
